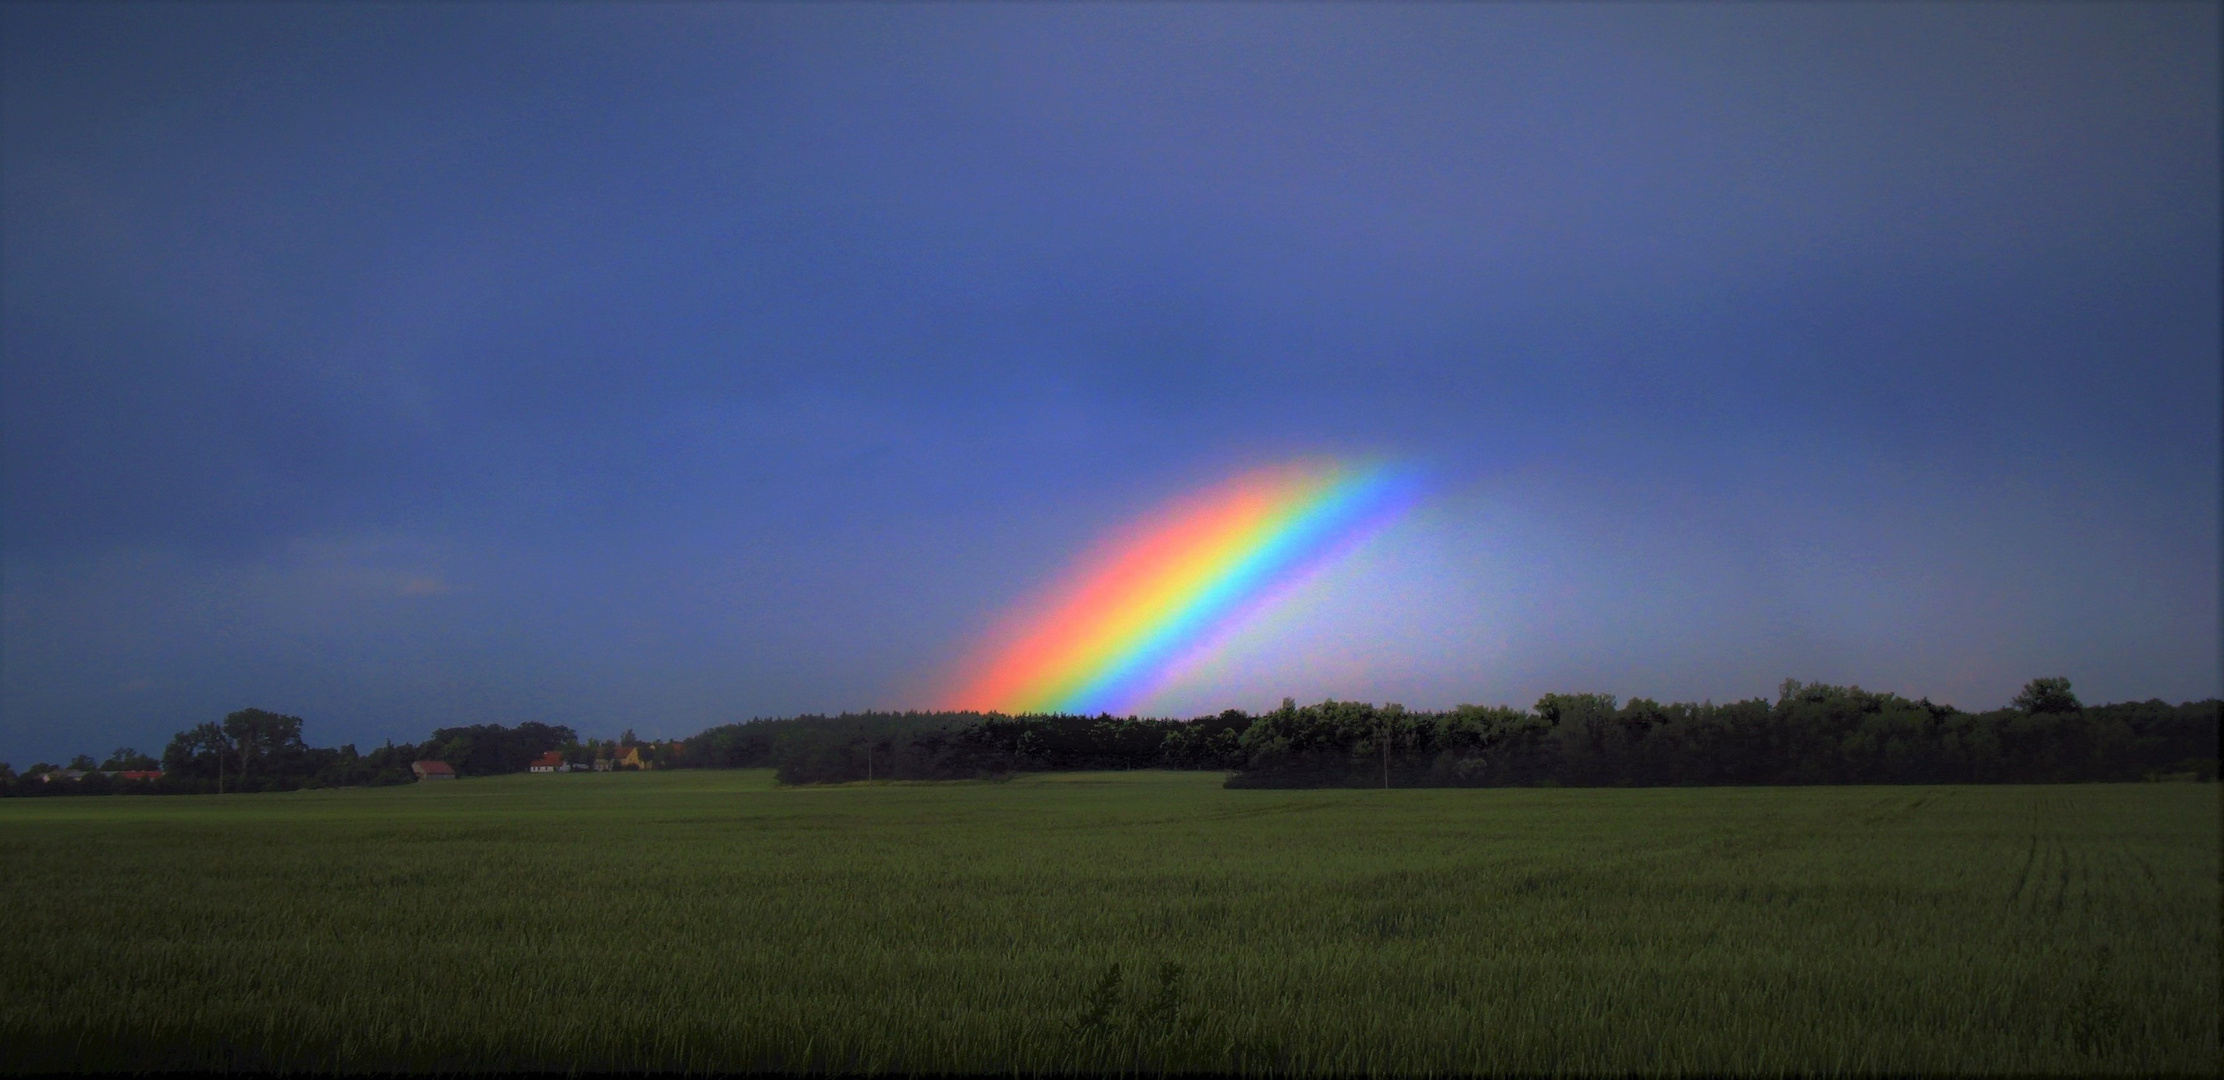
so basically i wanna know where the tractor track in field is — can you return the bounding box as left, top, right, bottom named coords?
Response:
left=2004, top=792, right=2076, bottom=926
left=2007, top=828, right=2039, bottom=912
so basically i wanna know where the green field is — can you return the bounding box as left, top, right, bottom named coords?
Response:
left=1, top=772, right=2214, bottom=1074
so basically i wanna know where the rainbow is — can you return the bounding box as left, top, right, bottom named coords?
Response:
left=943, top=458, right=1424, bottom=716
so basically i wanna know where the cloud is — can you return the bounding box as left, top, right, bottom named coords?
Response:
left=1, top=3, right=2214, bottom=764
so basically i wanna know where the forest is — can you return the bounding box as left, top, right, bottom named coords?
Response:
left=699, top=678, right=2217, bottom=787
left=3, top=678, right=2215, bottom=797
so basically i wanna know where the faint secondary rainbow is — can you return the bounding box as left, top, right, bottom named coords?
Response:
left=943, top=459, right=1424, bottom=716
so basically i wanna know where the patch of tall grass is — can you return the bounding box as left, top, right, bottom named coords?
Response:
left=0, top=771, right=2213, bottom=1073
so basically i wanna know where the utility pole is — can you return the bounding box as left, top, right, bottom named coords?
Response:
left=1378, top=707, right=1409, bottom=789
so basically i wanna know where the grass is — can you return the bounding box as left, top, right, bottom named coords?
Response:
left=0, top=771, right=2214, bottom=1074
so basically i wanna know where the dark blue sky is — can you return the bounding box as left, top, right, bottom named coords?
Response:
left=4, top=4, right=2217, bottom=764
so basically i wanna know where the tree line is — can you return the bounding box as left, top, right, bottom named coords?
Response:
left=675, top=709, right=1255, bottom=783
left=1222, top=679, right=2216, bottom=788
left=689, top=678, right=2214, bottom=787
left=4, top=677, right=2215, bottom=797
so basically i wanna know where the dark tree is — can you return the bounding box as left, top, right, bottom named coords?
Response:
left=2013, top=677, right=2082, bottom=715
left=162, top=722, right=233, bottom=782
left=100, top=747, right=158, bottom=771
left=222, top=709, right=308, bottom=783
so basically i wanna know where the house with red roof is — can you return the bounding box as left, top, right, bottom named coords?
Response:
left=411, top=760, right=457, bottom=781
left=529, top=751, right=567, bottom=773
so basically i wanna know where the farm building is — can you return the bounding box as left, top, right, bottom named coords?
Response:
left=603, top=745, right=647, bottom=770
left=411, top=760, right=457, bottom=781
left=529, top=751, right=566, bottom=773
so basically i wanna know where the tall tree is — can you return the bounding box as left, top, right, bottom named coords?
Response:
left=162, top=722, right=234, bottom=788
left=2013, top=677, right=2082, bottom=715
left=222, top=709, right=307, bottom=783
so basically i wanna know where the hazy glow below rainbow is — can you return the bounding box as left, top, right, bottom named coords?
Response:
left=944, top=459, right=1424, bottom=715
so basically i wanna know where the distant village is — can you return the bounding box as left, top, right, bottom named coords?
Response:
left=410, top=742, right=655, bottom=780
left=4, top=725, right=683, bottom=794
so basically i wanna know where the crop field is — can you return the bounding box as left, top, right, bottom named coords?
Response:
left=0, top=772, right=2214, bottom=1074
